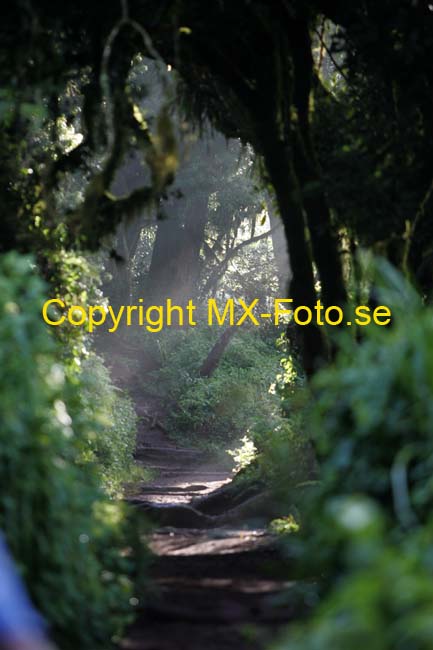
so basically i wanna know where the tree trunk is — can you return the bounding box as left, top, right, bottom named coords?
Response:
left=146, top=214, right=184, bottom=302
left=146, top=195, right=208, bottom=304
left=260, top=132, right=327, bottom=377
left=293, top=133, right=347, bottom=309
left=199, top=327, right=237, bottom=377
left=102, top=218, right=143, bottom=309
left=268, top=209, right=291, bottom=295
left=291, top=21, right=347, bottom=309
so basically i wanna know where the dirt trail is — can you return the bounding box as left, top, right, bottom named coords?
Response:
left=121, top=400, right=297, bottom=650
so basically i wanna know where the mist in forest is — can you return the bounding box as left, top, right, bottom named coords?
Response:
left=96, top=124, right=290, bottom=394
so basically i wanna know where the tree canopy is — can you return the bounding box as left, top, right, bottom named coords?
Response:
left=2, top=1, right=432, bottom=373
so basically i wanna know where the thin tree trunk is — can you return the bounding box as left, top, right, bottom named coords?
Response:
left=199, top=327, right=237, bottom=377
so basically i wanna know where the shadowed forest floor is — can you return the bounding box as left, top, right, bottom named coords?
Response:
left=120, top=394, right=299, bottom=650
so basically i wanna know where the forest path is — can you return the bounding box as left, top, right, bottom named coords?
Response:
left=120, top=398, right=298, bottom=650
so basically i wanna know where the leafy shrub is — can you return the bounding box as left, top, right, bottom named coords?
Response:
left=275, top=263, right=433, bottom=648
left=80, top=354, right=137, bottom=494
left=144, top=325, right=282, bottom=447
left=0, top=253, right=140, bottom=649
left=275, top=497, right=433, bottom=650
left=307, top=264, right=433, bottom=533
left=228, top=435, right=258, bottom=470
left=253, top=415, right=316, bottom=501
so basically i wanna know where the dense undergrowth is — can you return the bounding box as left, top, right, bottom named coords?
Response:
left=274, top=264, right=433, bottom=649
left=141, top=325, right=284, bottom=452
left=0, top=253, right=141, bottom=649
left=80, top=355, right=139, bottom=495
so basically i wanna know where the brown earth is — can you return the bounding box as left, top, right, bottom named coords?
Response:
left=120, top=397, right=305, bottom=650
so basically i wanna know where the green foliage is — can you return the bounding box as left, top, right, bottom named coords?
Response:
left=252, top=416, right=315, bottom=501
left=276, top=263, right=433, bottom=648
left=269, top=514, right=300, bottom=536
left=143, top=325, right=281, bottom=448
left=275, top=498, right=433, bottom=650
left=80, top=354, right=138, bottom=495
left=0, top=252, right=140, bottom=649
left=47, top=249, right=106, bottom=360
left=227, top=435, right=258, bottom=471
left=309, top=263, right=432, bottom=532
left=237, top=345, right=314, bottom=497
